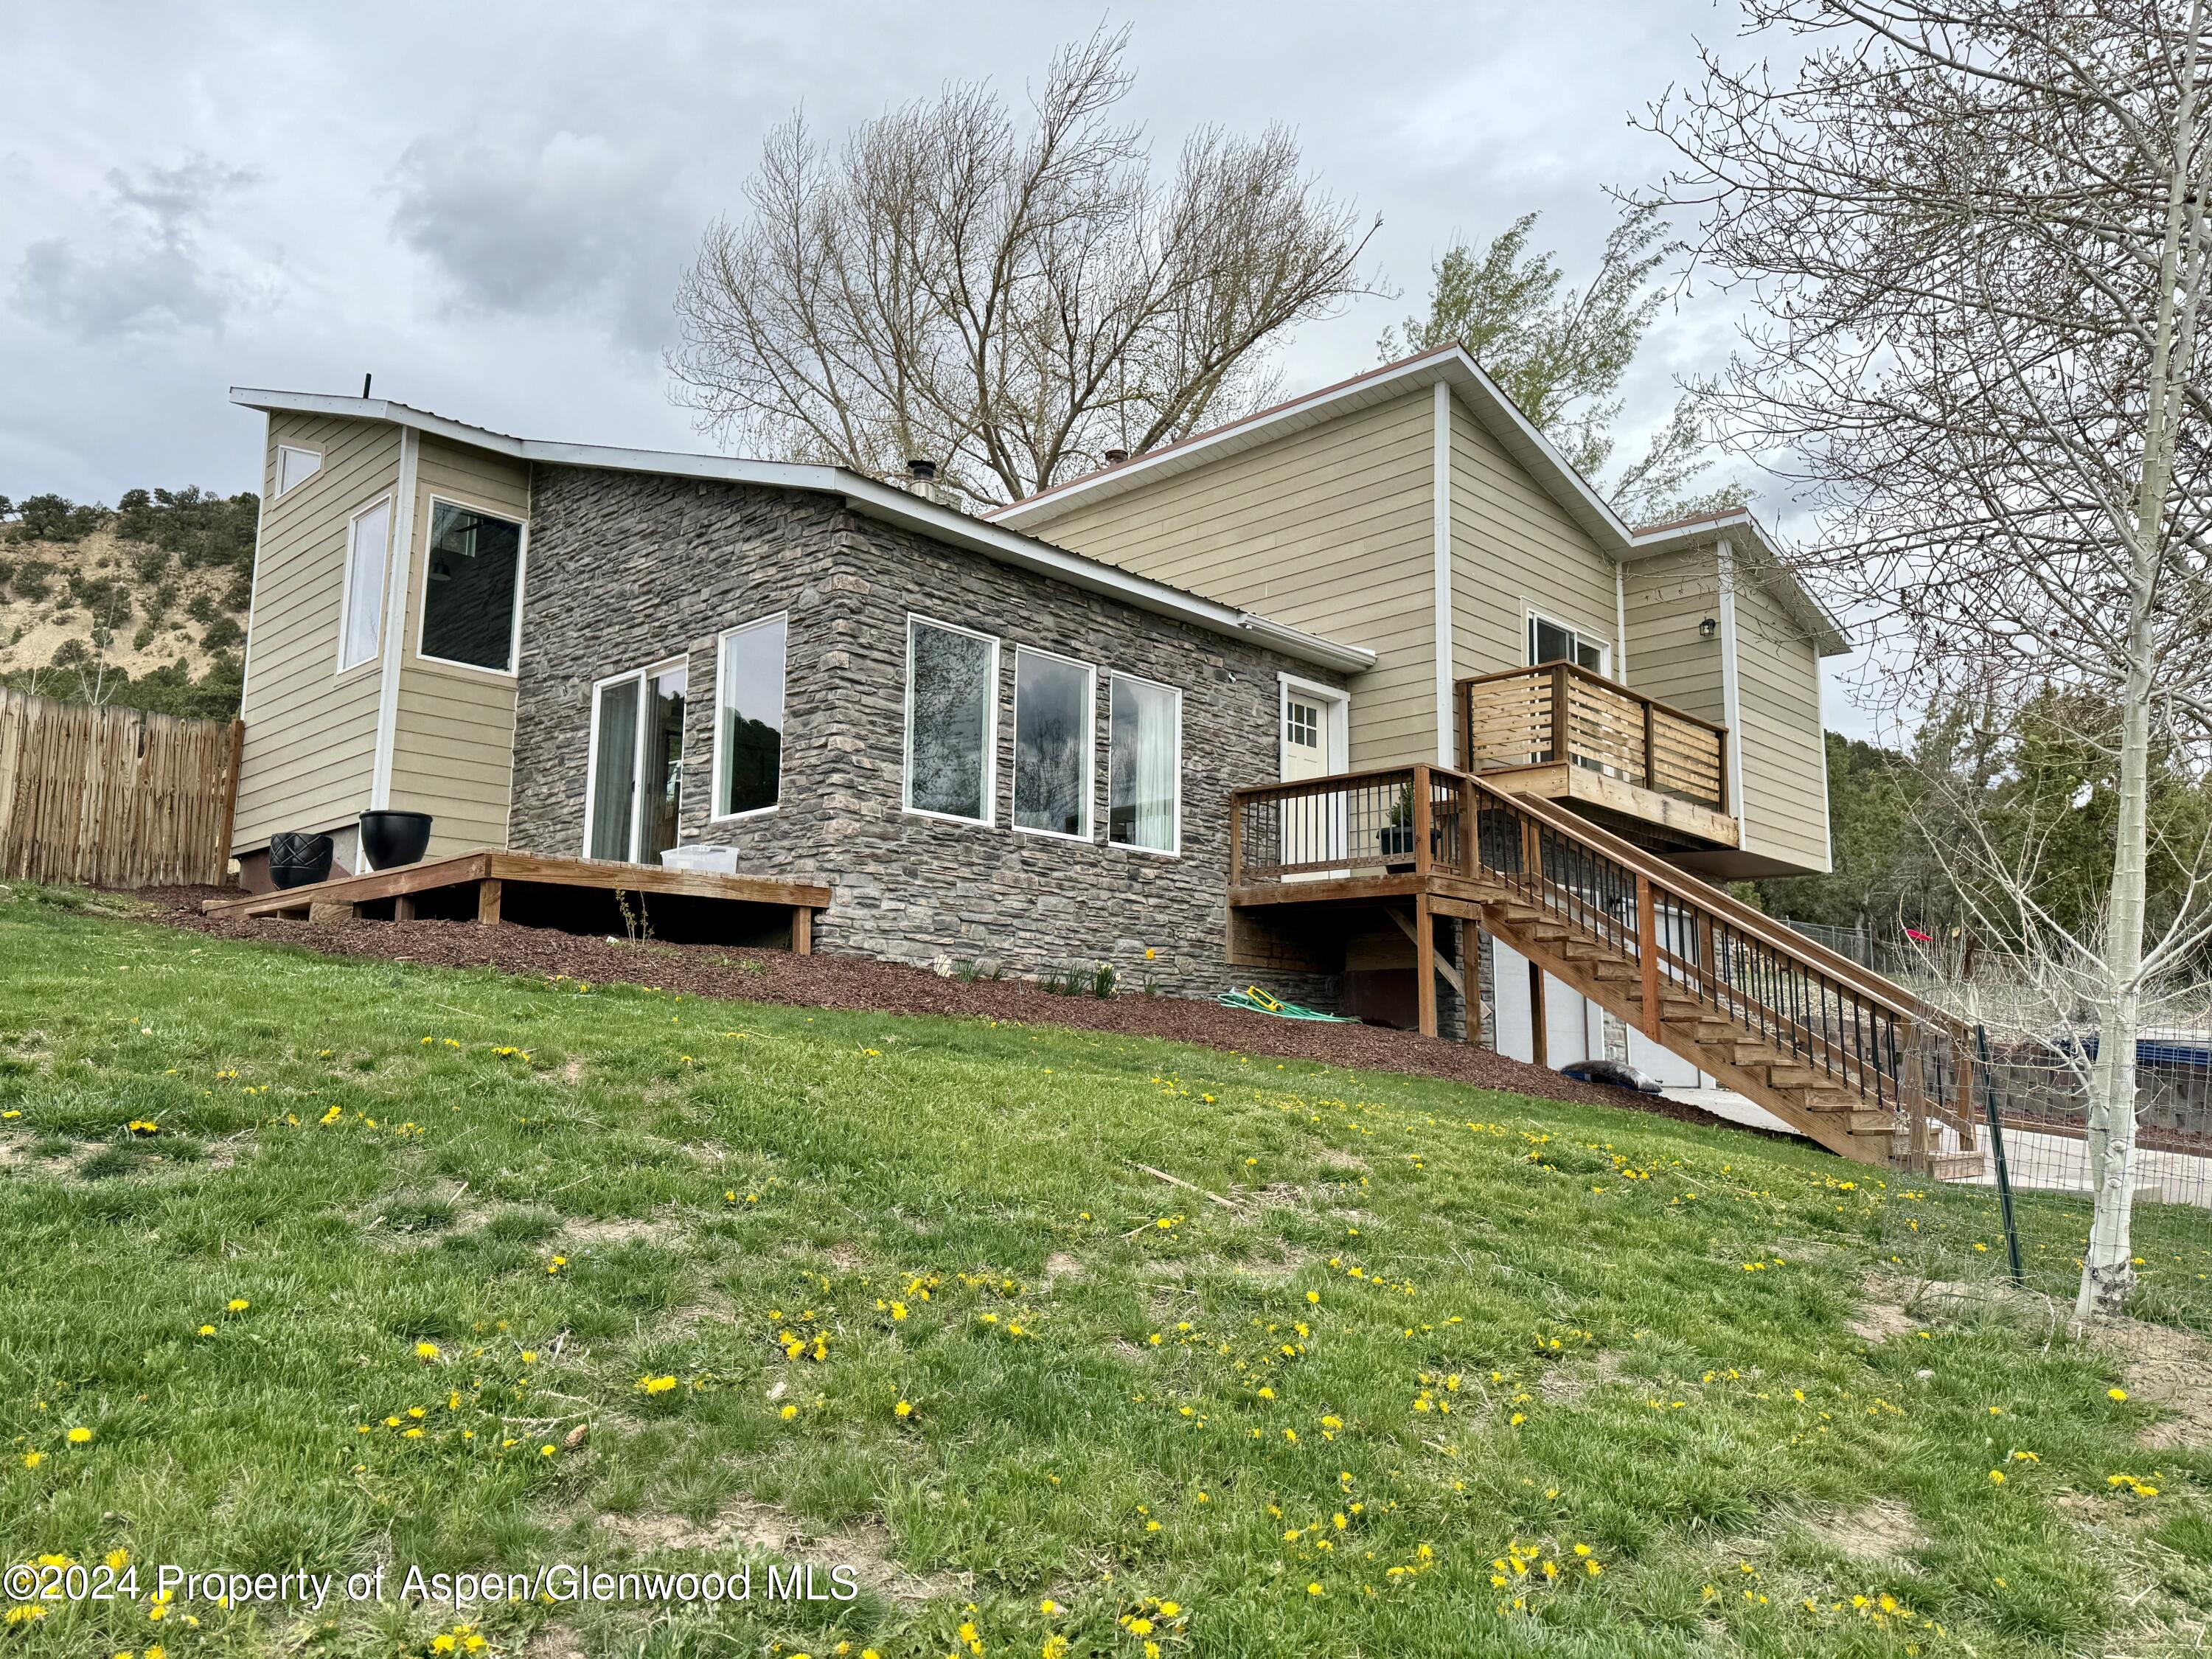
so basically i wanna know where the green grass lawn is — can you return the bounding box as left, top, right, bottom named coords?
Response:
left=1, top=883, right=2208, bottom=1659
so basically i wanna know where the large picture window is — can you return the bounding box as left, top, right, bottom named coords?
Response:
left=1108, top=673, right=1180, bottom=853
left=336, top=498, right=391, bottom=672
left=1013, top=647, right=1093, bottom=838
left=905, top=618, right=998, bottom=822
left=420, top=501, right=524, bottom=672
left=714, top=615, right=786, bottom=818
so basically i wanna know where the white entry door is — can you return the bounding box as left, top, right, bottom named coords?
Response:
left=1279, top=683, right=1344, bottom=877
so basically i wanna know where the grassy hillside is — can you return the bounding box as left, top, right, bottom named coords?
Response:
left=0, top=488, right=254, bottom=717
left=1, top=886, right=2207, bottom=1658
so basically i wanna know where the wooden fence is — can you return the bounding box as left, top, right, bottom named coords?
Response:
left=0, top=689, right=243, bottom=888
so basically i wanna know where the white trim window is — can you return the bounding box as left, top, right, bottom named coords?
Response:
left=1527, top=609, right=1609, bottom=675
left=1107, top=672, right=1180, bottom=855
left=904, top=616, right=999, bottom=824
left=336, top=496, right=393, bottom=673
left=419, top=497, right=527, bottom=674
left=275, top=444, right=322, bottom=496
left=1012, top=646, right=1094, bottom=839
left=713, top=613, right=787, bottom=819
left=583, top=660, right=689, bottom=865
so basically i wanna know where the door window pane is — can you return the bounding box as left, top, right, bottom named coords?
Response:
left=588, top=678, right=640, bottom=860
left=717, top=618, right=785, bottom=816
left=1013, top=649, right=1092, bottom=837
left=1286, top=699, right=1319, bottom=748
left=641, top=665, right=686, bottom=865
left=1109, top=675, right=1178, bottom=852
left=906, top=620, right=996, bottom=821
left=338, top=499, right=390, bottom=672
left=421, top=501, right=524, bottom=671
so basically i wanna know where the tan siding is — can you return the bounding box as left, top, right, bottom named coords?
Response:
left=1621, top=549, right=1726, bottom=725
left=1036, top=392, right=1439, bottom=768
left=388, top=436, right=532, bottom=855
left=1732, top=567, right=1831, bottom=872
left=1447, top=402, right=1621, bottom=684
left=234, top=413, right=401, bottom=848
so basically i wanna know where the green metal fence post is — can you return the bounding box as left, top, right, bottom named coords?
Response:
left=1975, top=1023, right=2025, bottom=1285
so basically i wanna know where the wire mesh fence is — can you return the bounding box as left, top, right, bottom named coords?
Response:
left=1877, top=1025, right=2212, bottom=1338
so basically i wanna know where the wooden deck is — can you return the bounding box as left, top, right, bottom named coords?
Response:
left=1226, top=764, right=1980, bottom=1168
left=204, top=850, right=831, bottom=951
left=1457, top=664, right=1736, bottom=849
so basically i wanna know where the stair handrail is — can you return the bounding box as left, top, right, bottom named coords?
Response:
left=1454, top=765, right=1945, bottom=1032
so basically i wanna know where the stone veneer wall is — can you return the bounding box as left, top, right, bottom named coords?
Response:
left=509, top=465, right=1347, bottom=1002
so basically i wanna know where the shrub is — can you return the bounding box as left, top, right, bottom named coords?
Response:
left=7, top=493, right=105, bottom=543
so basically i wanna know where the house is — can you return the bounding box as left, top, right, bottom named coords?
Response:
left=222, top=372, right=1971, bottom=1169
left=223, top=388, right=1374, bottom=998
left=988, top=345, right=1851, bottom=1078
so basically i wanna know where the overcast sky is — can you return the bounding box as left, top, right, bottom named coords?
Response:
left=0, top=0, right=1887, bottom=734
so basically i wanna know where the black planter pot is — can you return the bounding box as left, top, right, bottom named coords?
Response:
left=268, top=831, right=335, bottom=891
left=359, top=810, right=434, bottom=869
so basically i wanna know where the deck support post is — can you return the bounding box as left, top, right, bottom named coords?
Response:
left=1460, top=918, right=1481, bottom=1046
left=1414, top=893, right=1439, bottom=1038
left=394, top=894, right=416, bottom=922
left=1635, top=873, right=1661, bottom=1040
left=791, top=905, right=813, bottom=955
left=477, top=878, right=503, bottom=925
left=1528, top=956, right=1548, bottom=1065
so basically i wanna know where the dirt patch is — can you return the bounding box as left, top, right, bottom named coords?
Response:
left=523, top=1624, right=587, bottom=1659
left=1539, top=1346, right=1633, bottom=1403
left=132, top=886, right=1808, bottom=1143
left=1823, top=1497, right=1930, bottom=1559
left=1043, top=1252, right=1085, bottom=1284
left=1845, top=1298, right=1924, bottom=1345
left=2101, top=1315, right=2212, bottom=1452
left=563, top=1216, right=684, bottom=1249
left=595, top=1499, right=959, bottom=1606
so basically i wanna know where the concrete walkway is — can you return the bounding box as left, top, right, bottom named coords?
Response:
left=1660, top=1088, right=2212, bottom=1211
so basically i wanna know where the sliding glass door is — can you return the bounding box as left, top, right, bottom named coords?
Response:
left=585, top=661, right=687, bottom=864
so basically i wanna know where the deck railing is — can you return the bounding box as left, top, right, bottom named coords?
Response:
left=1458, top=664, right=1730, bottom=813
left=1228, top=762, right=1973, bottom=1160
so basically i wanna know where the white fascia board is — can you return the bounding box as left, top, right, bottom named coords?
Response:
left=229, top=389, right=1375, bottom=675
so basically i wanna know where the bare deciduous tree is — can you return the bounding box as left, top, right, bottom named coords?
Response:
left=1642, top=1, right=2212, bottom=1317
left=669, top=27, right=1382, bottom=507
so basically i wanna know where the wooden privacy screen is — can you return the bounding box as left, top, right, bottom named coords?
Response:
left=0, top=689, right=243, bottom=888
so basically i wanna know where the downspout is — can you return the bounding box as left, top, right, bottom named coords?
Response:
left=1433, top=380, right=1455, bottom=765
left=1717, top=536, right=1747, bottom=842
left=237, top=414, right=271, bottom=709
left=1614, top=560, right=1627, bottom=682
left=369, top=427, right=419, bottom=814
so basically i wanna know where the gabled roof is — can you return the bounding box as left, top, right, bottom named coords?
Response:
left=228, top=388, right=1376, bottom=675
left=989, top=345, right=1633, bottom=549
left=987, top=345, right=1848, bottom=655
left=1627, top=508, right=1851, bottom=658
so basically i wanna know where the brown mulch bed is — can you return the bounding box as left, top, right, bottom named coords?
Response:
left=129, top=884, right=1799, bottom=1144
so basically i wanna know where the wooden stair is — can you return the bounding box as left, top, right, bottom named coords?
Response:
left=1225, top=759, right=1975, bottom=1172
left=1453, top=805, right=1970, bottom=1169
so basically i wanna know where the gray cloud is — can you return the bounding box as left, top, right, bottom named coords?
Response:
left=13, top=157, right=260, bottom=341
left=389, top=125, right=692, bottom=352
